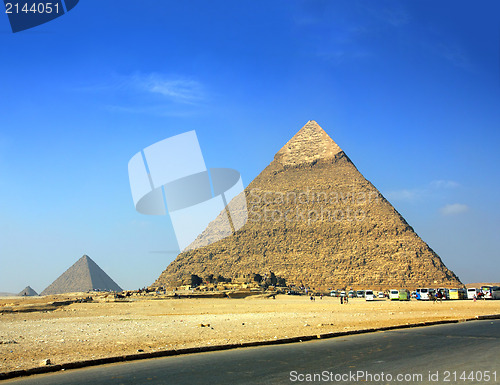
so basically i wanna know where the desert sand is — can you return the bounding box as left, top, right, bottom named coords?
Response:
left=1, top=294, right=499, bottom=375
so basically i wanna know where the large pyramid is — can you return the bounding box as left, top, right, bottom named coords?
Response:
left=154, top=121, right=462, bottom=290
left=41, top=255, right=122, bottom=295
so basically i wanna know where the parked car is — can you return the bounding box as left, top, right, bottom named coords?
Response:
left=348, top=290, right=355, bottom=298
left=378, top=291, right=385, bottom=299
left=356, top=290, right=365, bottom=298
left=365, top=290, right=374, bottom=301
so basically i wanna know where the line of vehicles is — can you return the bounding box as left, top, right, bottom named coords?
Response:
left=329, top=285, right=500, bottom=301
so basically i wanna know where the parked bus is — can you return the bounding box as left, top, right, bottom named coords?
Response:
left=416, top=288, right=430, bottom=300
left=398, top=289, right=410, bottom=301
left=449, top=288, right=466, bottom=300
left=467, top=288, right=480, bottom=299
left=480, top=286, right=500, bottom=299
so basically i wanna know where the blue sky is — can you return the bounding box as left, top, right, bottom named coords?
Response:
left=1, top=0, right=499, bottom=292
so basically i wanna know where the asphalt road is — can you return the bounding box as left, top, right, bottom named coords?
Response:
left=4, top=320, right=500, bottom=385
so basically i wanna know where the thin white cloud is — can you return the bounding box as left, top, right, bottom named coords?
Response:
left=440, top=203, right=469, bottom=216
left=436, top=42, right=470, bottom=69
left=385, top=188, right=424, bottom=202
left=77, top=73, right=205, bottom=105
left=291, top=4, right=381, bottom=65
left=419, top=38, right=471, bottom=71
left=132, top=74, right=204, bottom=104
left=317, top=49, right=372, bottom=65
left=430, top=180, right=460, bottom=189
left=78, top=73, right=207, bottom=116
left=361, top=3, right=410, bottom=27
left=105, top=104, right=198, bottom=117
left=382, top=8, right=410, bottom=27
left=386, top=179, right=460, bottom=202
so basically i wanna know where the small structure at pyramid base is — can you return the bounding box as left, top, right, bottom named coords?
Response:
left=41, top=255, right=123, bottom=296
left=18, top=286, right=38, bottom=296
left=153, top=120, right=463, bottom=291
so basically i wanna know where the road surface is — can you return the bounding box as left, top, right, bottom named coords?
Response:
left=4, top=319, right=499, bottom=384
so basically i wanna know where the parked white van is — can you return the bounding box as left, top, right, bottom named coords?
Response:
left=389, top=289, right=399, bottom=300
left=416, top=288, right=431, bottom=300
left=365, top=290, right=374, bottom=301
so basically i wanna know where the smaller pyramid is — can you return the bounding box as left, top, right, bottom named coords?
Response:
left=41, top=255, right=122, bottom=295
left=18, top=286, right=38, bottom=296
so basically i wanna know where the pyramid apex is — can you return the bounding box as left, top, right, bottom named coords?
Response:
left=274, top=120, right=343, bottom=166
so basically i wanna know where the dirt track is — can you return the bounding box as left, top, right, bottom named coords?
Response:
left=1, top=294, right=499, bottom=374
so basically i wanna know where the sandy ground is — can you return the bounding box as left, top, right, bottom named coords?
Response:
left=1, top=294, right=499, bottom=374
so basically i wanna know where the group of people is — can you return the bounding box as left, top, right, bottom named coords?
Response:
left=429, top=290, right=445, bottom=302
left=473, top=291, right=485, bottom=301
left=339, top=295, right=348, bottom=304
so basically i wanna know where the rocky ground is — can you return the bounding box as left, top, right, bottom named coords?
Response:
left=1, top=294, right=499, bottom=374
